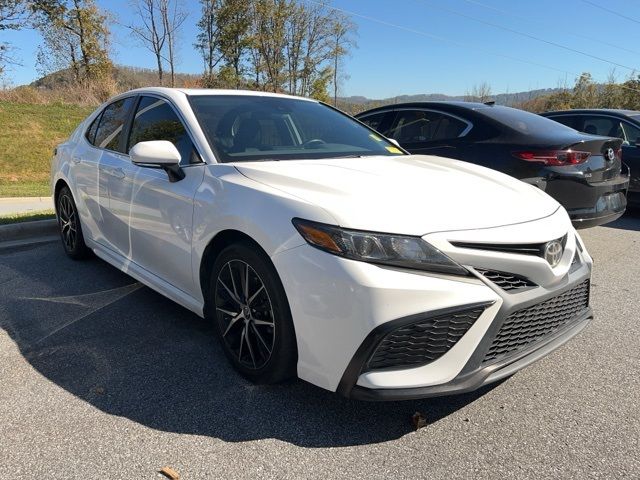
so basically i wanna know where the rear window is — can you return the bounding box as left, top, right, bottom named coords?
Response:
left=480, top=106, right=577, bottom=136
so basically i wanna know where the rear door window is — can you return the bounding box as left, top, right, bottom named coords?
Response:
left=93, top=97, right=136, bottom=152
left=580, top=116, right=624, bottom=139
left=358, top=111, right=393, bottom=136
left=128, top=96, right=200, bottom=165
left=621, top=122, right=640, bottom=145
left=546, top=115, right=579, bottom=129
left=388, top=110, right=468, bottom=144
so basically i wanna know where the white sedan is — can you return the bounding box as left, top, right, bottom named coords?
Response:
left=51, top=88, right=593, bottom=400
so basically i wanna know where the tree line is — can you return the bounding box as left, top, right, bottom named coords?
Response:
left=515, top=72, right=640, bottom=113
left=0, top=0, right=357, bottom=103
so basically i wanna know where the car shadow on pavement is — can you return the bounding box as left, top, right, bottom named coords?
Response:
left=602, top=210, right=640, bottom=231
left=0, top=243, right=500, bottom=448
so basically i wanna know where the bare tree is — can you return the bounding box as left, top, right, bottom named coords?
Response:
left=126, top=0, right=167, bottom=84
left=466, top=81, right=492, bottom=103
left=159, top=0, right=187, bottom=87
left=329, top=12, right=356, bottom=106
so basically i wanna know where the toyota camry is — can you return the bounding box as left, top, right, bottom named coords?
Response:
left=51, top=88, right=593, bottom=400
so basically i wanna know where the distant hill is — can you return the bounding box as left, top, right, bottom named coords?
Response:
left=31, top=65, right=201, bottom=91
left=338, top=88, right=564, bottom=107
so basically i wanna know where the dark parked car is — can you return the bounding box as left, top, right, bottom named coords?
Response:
left=541, top=109, right=640, bottom=208
left=356, top=102, right=630, bottom=228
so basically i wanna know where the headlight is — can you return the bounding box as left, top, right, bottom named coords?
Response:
left=292, top=218, right=468, bottom=275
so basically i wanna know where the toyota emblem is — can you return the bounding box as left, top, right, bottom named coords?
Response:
left=544, top=240, right=564, bottom=267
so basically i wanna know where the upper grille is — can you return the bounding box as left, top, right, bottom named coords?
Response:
left=452, top=235, right=567, bottom=261
left=366, top=306, right=487, bottom=371
left=483, top=280, right=590, bottom=364
left=476, top=269, right=537, bottom=292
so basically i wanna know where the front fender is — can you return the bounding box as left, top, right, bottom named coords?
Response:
left=190, top=164, right=336, bottom=305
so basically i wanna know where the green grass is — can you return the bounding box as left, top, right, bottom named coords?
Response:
left=0, top=181, right=51, bottom=197
left=0, top=209, right=56, bottom=225
left=0, top=101, right=93, bottom=198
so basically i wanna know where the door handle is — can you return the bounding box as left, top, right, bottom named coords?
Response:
left=108, top=167, right=125, bottom=179
left=99, top=166, right=126, bottom=179
left=71, top=156, right=82, bottom=164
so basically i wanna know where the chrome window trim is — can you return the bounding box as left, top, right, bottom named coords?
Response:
left=82, top=93, right=206, bottom=166
left=359, top=107, right=473, bottom=139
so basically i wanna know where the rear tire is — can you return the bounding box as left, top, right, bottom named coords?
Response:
left=208, top=241, right=297, bottom=384
left=56, top=185, right=91, bottom=260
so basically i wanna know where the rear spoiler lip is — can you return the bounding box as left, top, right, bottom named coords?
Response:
left=561, top=136, right=623, bottom=154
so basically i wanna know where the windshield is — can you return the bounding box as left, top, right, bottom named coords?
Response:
left=480, top=106, right=578, bottom=136
left=189, top=95, right=405, bottom=162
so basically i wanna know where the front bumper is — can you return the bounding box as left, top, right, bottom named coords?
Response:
left=273, top=209, right=593, bottom=399
left=339, top=270, right=592, bottom=401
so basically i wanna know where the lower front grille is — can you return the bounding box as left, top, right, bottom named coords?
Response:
left=366, top=305, right=487, bottom=371
left=483, top=280, right=590, bottom=364
left=476, top=269, right=537, bottom=291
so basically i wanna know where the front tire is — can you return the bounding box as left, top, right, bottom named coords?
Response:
left=56, top=186, right=91, bottom=260
left=208, top=242, right=297, bottom=384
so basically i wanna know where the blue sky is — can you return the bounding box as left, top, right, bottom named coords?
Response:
left=3, top=0, right=640, bottom=98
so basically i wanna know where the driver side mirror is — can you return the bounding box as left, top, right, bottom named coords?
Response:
left=130, top=140, right=185, bottom=182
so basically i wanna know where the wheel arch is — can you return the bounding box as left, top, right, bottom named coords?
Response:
left=199, top=229, right=274, bottom=315
left=53, top=178, right=70, bottom=213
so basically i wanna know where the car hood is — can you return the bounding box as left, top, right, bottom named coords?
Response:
left=235, top=155, right=560, bottom=235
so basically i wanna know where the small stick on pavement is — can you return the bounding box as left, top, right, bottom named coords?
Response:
left=159, top=466, right=180, bottom=480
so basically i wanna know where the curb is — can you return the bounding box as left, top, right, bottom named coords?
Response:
left=0, top=219, right=59, bottom=247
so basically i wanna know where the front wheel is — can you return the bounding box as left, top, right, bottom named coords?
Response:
left=208, top=242, right=297, bottom=384
left=57, top=185, right=91, bottom=260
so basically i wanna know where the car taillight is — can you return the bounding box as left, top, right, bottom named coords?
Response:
left=513, top=150, right=591, bottom=166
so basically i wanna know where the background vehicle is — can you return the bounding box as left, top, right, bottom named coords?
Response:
left=51, top=88, right=593, bottom=401
left=356, top=102, right=629, bottom=228
left=541, top=109, right=640, bottom=208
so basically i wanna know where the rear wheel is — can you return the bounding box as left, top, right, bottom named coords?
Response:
left=57, top=186, right=91, bottom=260
left=209, top=242, right=297, bottom=384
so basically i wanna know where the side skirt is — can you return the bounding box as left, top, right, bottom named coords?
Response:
left=86, top=237, right=204, bottom=317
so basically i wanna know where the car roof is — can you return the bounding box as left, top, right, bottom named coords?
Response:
left=356, top=101, right=497, bottom=116
left=119, top=86, right=317, bottom=103
left=543, top=108, right=640, bottom=117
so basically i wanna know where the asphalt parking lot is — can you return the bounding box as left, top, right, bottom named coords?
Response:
left=1, top=215, right=639, bottom=480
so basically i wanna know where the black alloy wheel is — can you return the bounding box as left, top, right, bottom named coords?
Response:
left=209, top=242, right=297, bottom=384
left=57, top=186, right=91, bottom=259
left=215, top=259, right=276, bottom=370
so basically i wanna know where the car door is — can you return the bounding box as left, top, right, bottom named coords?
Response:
left=116, top=95, right=205, bottom=295
left=87, top=96, right=138, bottom=254
left=68, top=110, right=106, bottom=242
left=620, top=121, right=640, bottom=194
left=385, top=109, right=471, bottom=156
